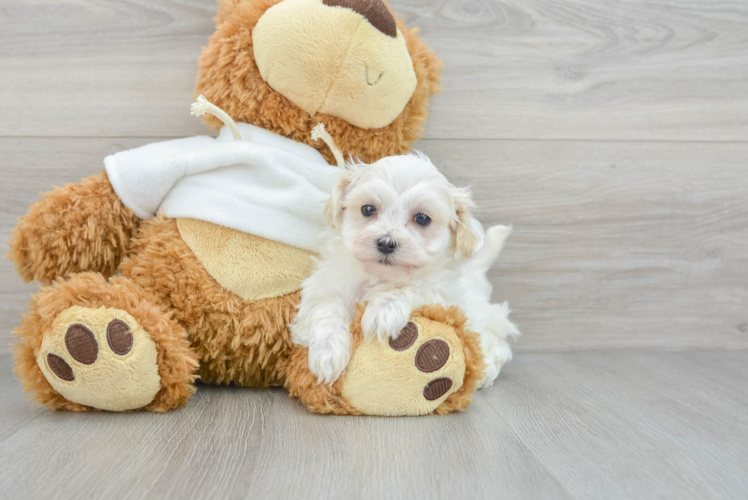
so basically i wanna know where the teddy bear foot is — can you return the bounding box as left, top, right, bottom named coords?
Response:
left=13, top=273, right=198, bottom=412
left=340, top=314, right=468, bottom=416
left=37, top=306, right=162, bottom=411
left=284, top=305, right=486, bottom=416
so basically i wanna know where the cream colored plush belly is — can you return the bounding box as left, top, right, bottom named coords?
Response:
left=177, top=218, right=315, bottom=301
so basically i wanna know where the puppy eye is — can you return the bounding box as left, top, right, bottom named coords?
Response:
left=414, top=213, right=431, bottom=226
left=361, top=205, right=377, bottom=217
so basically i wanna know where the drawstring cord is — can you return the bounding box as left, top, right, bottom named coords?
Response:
left=191, top=95, right=346, bottom=169
left=191, top=95, right=242, bottom=141
left=311, top=123, right=345, bottom=169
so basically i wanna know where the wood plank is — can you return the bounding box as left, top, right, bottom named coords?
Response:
left=0, top=355, right=565, bottom=500
left=0, top=290, right=33, bottom=354
left=0, top=137, right=154, bottom=232
left=482, top=349, right=748, bottom=499
left=0, top=0, right=213, bottom=138
left=415, top=0, right=748, bottom=141
left=0, top=354, right=48, bottom=444
left=0, top=0, right=746, bottom=141
left=2, top=137, right=746, bottom=351
left=0, top=350, right=746, bottom=499
left=418, top=138, right=748, bottom=351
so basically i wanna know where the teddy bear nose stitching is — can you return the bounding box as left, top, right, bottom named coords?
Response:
left=323, top=0, right=397, bottom=38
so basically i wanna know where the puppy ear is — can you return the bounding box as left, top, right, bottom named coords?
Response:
left=324, top=171, right=352, bottom=228
left=451, top=187, right=482, bottom=260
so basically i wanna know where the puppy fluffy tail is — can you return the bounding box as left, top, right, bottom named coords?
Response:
left=470, top=225, right=512, bottom=274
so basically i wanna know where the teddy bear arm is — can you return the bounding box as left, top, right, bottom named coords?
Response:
left=7, top=170, right=140, bottom=284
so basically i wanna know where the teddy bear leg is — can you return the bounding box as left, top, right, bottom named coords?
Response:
left=284, top=305, right=487, bottom=416
left=12, top=273, right=198, bottom=412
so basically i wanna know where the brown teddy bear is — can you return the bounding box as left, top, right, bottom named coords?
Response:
left=7, top=0, right=486, bottom=416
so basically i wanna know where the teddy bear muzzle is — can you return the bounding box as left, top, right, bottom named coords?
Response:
left=252, top=0, right=418, bottom=130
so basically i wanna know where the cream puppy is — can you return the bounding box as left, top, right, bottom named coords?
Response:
left=290, top=153, right=519, bottom=386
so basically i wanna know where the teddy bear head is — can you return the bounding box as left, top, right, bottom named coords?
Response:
left=195, top=0, right=442, bottom=164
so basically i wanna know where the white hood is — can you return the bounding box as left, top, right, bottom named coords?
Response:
left=104, top=123, right=342, bottom=252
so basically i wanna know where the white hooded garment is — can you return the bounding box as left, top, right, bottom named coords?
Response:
left=104, top=123, right=343, bottom=252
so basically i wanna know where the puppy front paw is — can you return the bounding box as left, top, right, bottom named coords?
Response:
left=362, top=297, right=412, bottom=343
left=477, top=338, right=513, bottom=389
left=308, top=332, right=352, bottom=385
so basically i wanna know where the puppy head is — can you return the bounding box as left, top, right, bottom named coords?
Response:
left=325, top=153, right=482, bottom=281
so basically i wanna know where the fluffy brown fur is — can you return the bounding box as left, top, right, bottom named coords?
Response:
left=283, top=304, right=485, bottom=415
left=7, top=171, right=139, bottom=285
left=12, top=272, right=198, bottom=412
left=119, top=215, right=299, bottom=388
left=281, top=304, right=368, bottom=416
left=282, top=347, right=365, bottom=416
left=195, top=0, right=442, bottom=165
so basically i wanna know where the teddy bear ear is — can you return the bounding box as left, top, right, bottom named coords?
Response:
left=322, top=0, right=397, bottom=38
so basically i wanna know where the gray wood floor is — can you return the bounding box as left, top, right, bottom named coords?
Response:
left=1, top=0, right=747, bottom=499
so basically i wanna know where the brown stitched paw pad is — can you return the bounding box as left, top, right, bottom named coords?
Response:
left=388, top=325, right=455, bottom=402
left=51, top=321, right=128, bottom=381
left=106, top=320, right=133, bottom=355
left=424, top=378, right=453, bottom=401
left=47, top=354, right=75, bottom=381
left=415, top=339, right=450, bottom=373
left=65, top=324, right=99, bottom=365
left=388, top=322, right=418, bottom=351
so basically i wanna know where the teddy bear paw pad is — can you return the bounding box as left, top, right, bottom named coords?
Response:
left=340, top=319, right=466, bottom=416
left=37, top=306, right=161, bottom=411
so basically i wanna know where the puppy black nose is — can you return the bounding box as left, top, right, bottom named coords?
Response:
left=376, top=237, right=397, bottom=255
